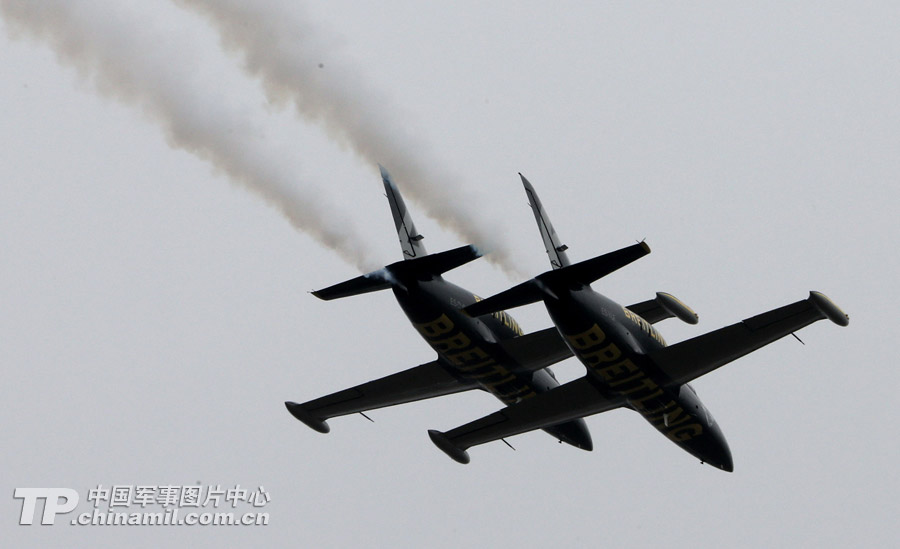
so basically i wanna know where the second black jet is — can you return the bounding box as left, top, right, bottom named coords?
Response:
left=427, top=175, right=849, bottom=471
left=285, top=167, right=590, bottom=450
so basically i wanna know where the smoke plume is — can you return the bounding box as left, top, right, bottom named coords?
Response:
left=174, top=0, right=524, bottom=276
left=0, top=0, right=380, bottom=272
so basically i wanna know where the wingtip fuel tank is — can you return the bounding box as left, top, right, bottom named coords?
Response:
left=285, top=402, right=330, bottom=433
left=656, top=292, right=699, bottom=324
left=428, top=430, right=471, bottom=464
left=809, top=291, right=849, bottom=327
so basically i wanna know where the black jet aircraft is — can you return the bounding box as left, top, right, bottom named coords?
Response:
left=285, top=167, right=591, bottom=450
left=428, top=175, right=849, bottom=471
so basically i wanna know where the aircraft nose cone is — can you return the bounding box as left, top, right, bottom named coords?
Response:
left=681, top=420, right=733, bottom=472
left=706, top=437, right=734, bottom=472
left=547, top=418, right=593, bottom=451
left=712, top=450, right=734, bottom=472
left=721, top=458, right=734, bottom=473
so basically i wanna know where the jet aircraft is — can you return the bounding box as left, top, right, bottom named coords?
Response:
left=427, top=175, right=849, bottom=471
left=285, top=167, right=591, bottom=450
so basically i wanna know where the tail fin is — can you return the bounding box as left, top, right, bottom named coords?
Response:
left=313, top=167, right=480, bottom=302
left=381, top=165, right=427, bottom=260
left=520, top=174, right=570, bottom=269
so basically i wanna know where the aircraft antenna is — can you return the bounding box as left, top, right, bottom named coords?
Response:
left=501, top=438, right=516, bottom=451
left=359, top=412, right=375, bottom=423
left=791, top=332, right=805, bottom=345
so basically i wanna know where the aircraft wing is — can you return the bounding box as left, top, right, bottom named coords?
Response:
left=428, top=377, right=627, bottom=463
left=286, top=360, right=479, bottom=433
left=648, top=291, right=849, bottom=387
left=498, top=327, right=573, bottom=373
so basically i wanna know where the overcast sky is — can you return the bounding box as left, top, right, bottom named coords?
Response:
left=2, top=1, right=897, bottom=547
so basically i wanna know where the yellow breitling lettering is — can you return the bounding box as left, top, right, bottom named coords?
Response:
left=415, top=313, right=524, bottom=397
left=566, top=324, right=608, bottom=351
left=648, top=404, right=691, bottom=428
left=489, top=310, right=524, bottom=336
left=645, top=402, right=704, bottom=441
left=666, top=410, right=693, bottom=429
left=563, top=321, right=701, bottom=441
left=596, top=358, right=640, bottom=382
left=415, top=314, right=455, bottom=338
left=668, top=423, right=704, bottom=441
left=431, top=332, right=472, bottom=354
left=579, top=341, right=623, bottom=367
left=562, top=320, right=702, bottom=442
left=623, top=308, right=666, bottom=346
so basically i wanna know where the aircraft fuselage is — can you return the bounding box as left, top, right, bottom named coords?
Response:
left=392, top=274, right=591, bottom=449
left=543, top=284, right=733, bottom=471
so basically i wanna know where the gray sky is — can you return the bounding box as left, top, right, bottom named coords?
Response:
left=2, top=1, right=897, bottom=546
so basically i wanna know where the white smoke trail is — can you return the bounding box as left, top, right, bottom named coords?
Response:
left=174, top=0, right=525, bottom=277
left=0, top=0, right=380, bottom=273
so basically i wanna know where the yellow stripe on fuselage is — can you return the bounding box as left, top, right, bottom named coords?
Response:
left=565, top=323, right=702, bottom=442
left=413, top=314, right=535, bottom=404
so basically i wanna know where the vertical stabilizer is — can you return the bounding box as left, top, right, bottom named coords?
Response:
left=520, top=174, right=570, bottom=269
left=380, top=165, right=427, bottom=259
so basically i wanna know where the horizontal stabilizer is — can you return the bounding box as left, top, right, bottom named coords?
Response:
left=312, top=269, right=392, bottom=301
left=464, top=242, right=650, bottom=316
left=463, top=279, right=544, bottom=317
left=551, top=241, right=651, bottom=286
left=648, top=291, right=848, bottom=386
left=394, top=244, right=481, bottom=277
left=313, top=245, right=481, bottom=301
